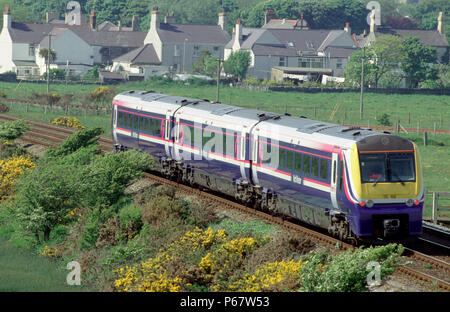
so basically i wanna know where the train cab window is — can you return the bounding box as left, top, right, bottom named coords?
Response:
left=311, top=157, right=319, bottom=177
left=303, top=154, right=311, bottom=175
left=294, top=153, right=302, bottom=173
left=360, top=153, right=387, bottom=183
left=320, top=159, right=328, bottom=180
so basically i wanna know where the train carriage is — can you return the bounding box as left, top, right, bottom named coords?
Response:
left=112, top=90, right=424, bottom=243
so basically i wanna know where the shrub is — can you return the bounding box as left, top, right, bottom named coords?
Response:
left=0, top=154, right=35, bottom=200
left=30, top=92, right=61, bottom=106
left=0, top=91, right=6, bottom=98
left=85, top=86, right=115, bottom=104
left=299, top=244, right=404, bottom=292
left=0, top=102, right=9, bottom=113
left=50, top=116, right=85, bottom=130
left=41, top=245, right=62, bottom=259
left=0, top=119, right=30, bottom=141
left=378, top=113, right=392, bottom=126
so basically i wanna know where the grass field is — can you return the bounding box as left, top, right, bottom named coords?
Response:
left=0, top=236, right=87, bottom=292
left=1, top=79, right=449, bottom=131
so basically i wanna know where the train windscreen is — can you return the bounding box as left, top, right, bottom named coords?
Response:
left=359, top=152, right=415, bottom=184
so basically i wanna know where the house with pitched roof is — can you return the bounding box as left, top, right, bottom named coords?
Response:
left=0, top=7, right=146, bottom=78
left=225, top=18, right=357, bottom=81
left=112, top=7, right=231, bottom=78
left=360, top=11, right=448, bottom=63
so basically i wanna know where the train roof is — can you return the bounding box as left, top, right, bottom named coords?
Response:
left=116, top=90, right=389, bottom=143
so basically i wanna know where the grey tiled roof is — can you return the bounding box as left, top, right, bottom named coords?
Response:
left=8, top=22, right=146, bottom=48
left=113, top=44, right=160, bottom=64
left=323, top=47, right=355, bottom=58
left=375, top=28, right=448, bottom=47
left=157, top=23, right=230, bottom=44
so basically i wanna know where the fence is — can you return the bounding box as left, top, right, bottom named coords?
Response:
left=423, top=191, right=450, bottom=224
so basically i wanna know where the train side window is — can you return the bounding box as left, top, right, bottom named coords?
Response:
left=286, top=150, right=293, bottom=171
left=155, top=119, right=161, bottom=136
left=320, top=159, right=328, bottom=180
left=303, top=154, right=311, bottom=175
left=294, top=153, right=302, bottom=173
left=118, top=112, right=123, bottom=126
left=144, top=118, right=150, bottom=133
left=133, top=115, right=139, bottom=129
left=279, top=148, right=286, bottom=169
left=262, top=140, right=271, bottom=165
left=139, top=117, right=144, bottom=131
left=127, top=114, right=132, bottom=128
left=339, top=160, right=344, bottom=191
left=312, top=157, right=319, bottom=177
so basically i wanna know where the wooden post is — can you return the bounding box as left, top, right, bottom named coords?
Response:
left=417, top=120, right=420, bottom=133
left=314, top=104, right=317, bottom=118
left=423, top=132, right=428, bottom=146
left=408, top=112, right=410, bottom=124
left=432, top=192, right=438, bottom=224
left=433, top=122, right=436, bottom=136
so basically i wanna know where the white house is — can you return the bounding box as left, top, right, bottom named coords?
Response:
left=112, top=7, right=231, bottom=77
left=225, top=17, right=357, bottom=80
left=0, top=7, right=146, bottom=78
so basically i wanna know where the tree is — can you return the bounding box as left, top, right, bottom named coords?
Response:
left=39, top=48, right=56, bottom=64
left=224, top=50, right=251, bottom=81
left=345, top=35, right=403, bottom=88
left=400, top=37, right=437, bottom=88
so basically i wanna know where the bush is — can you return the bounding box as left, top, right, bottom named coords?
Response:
left=0, top=119, right=30, bottom=141
left=0, top=71, right=17, bottom=82
left=0, top=154, right=35, bottom=200
left=299, top=244, right=404, bottom=292
left=84, top=86, right=116, bottom=104
left=50, top=116, right=85, bottom=130
left=378, top=113, right=392, bottom=126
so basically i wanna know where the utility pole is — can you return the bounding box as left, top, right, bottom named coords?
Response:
left=360, top=46, right=365, bottom=120
left=216, top=58, right=222, bottom=103
left=46, top=33, right=52, bottom=94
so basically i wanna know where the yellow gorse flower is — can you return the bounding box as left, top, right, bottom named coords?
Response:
left=50, top=117, right=85, bottom=130
left=0, top=154, right=35, bottom=200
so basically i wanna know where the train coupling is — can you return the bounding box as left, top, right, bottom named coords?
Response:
left=383, top=218, right=400, bottom=237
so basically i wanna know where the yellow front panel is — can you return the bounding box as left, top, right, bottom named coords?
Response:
left=349, top=142, right=422, bottom=200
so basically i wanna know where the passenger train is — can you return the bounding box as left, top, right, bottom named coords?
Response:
left=111, top=90, right=424, bottom=243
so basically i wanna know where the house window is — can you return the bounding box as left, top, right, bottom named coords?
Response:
left=279, top=56, right=286, bottom=66
left=298, top=57, right=323, bottom=68
left=193, top=45, right=200, bottom=57
left=336, top=59, right=343, bottom=69
left=29, top=45, right=35, bottom=56
left=174, top=45, right=181, bottom=57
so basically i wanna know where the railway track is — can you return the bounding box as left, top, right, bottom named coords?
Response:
left=1, top=113, right=449, bottom=292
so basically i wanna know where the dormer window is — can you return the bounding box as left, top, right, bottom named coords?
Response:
left=306, top=42, right=313, bottom=49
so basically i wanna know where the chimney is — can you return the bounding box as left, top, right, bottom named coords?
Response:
left=218, top=8, right=226, bottom=31
left=90, top=10, right=96, bottom=30
left=132, top=15, right=140, bottom=31
left=3, top=6, right=11, bottom=29
left=437, top=12, right=443, bottom=34
left=236, top=18, right=243, bottom=41
left=164, top=12, right=176, bottom=24
left=46, top=11, right=59, bottom=23
left=264, top=10, right=276, bottom=25
left=370, top=9, right=377, bottom=33
left=150, top=6, right=160, bottom=30
left=344, top=22, right=351, bottom=34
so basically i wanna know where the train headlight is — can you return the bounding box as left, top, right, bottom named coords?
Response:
left=406, top=199, right=414, bottom=207
left=366, top=200, right=374, bottom=208
left=414, top=200, right=419, bottom=206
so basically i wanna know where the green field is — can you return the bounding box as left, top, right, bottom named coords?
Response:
left=1, top=79, right=449, bottom=131
left=0, top=236, right=87, bottom=292
left=1, top=79, right=449, bottom=213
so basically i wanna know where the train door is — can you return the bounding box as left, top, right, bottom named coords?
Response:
left=330, top=153, right=340, bottom=210
left=250, top=129, right=260, bottom=185
left=238, top=128, right=249, bottom=181
left=164, top=111, right=173, bottom=158
left=111, top=104, right=118, bottom=143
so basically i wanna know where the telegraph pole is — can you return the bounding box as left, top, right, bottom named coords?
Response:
left=216, top=58, right=222, bottom=103
left=360, top=46, right=365, bottom=120
left=46, top=33, right=52, bottom=94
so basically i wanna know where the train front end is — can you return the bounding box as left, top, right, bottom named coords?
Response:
left=347, top=134, right=424, bottom=239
